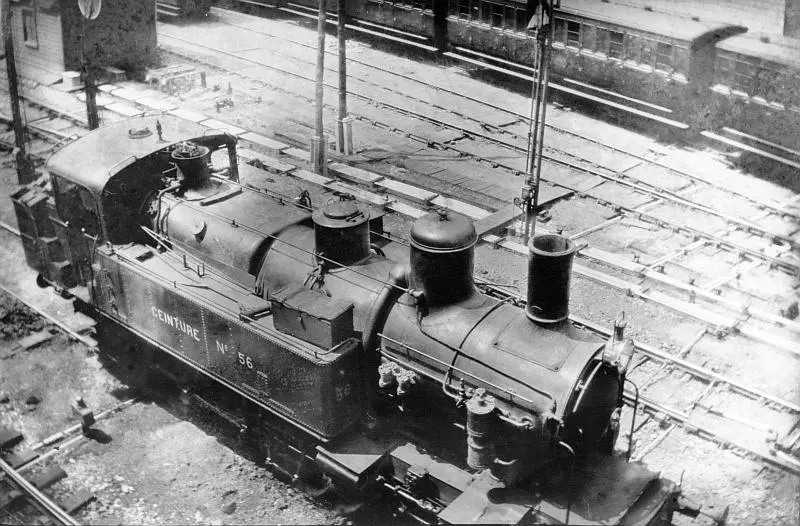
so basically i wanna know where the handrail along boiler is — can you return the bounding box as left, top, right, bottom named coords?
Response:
left=12, top=116, right=713, bottom=525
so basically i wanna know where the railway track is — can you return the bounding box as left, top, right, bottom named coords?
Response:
left=0, top=397, right=137, bottom=526
left=0, top=458, right=80, bottom=526
left=475, top=279, right=800, bottom=478
left=3, top=19, right=799, bottom=479
left=151, top=30, right=800, bottom=478
left=156, top=26, right=800, bottom=338
left=211, top=5, right=800, bottom=222
left=157, top=21, right=800, bottom=277
left=1, top=198, right=797, bottom=482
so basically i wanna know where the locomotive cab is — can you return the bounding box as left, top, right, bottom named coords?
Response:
left=13, top=117, right=240, bottom=293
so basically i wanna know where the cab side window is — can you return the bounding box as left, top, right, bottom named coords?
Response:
left=54, top=177, right=102, bottom=239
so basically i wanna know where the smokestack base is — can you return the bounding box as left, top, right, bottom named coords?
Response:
left=526, top=234, right=576, bottom=324
left=172, top=142, right=211, bottom=190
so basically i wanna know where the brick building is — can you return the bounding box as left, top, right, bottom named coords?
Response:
left=3, top=0, right=157, bottom=84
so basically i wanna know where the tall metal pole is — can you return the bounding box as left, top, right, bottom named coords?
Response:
left=522, top=0, right=555, bottom=245
left=78, top=0, right=101, bottom=130
left=2, top=0, right=34, bottom=183
left=336, top=0, right=352, bottom=154
left=525, top=38, right=543, bottom=175
left=312, top=0, right=328, bottom=174
left=84, top=66, right=100, bottom=130
left=529, top=9, right=554, bottom=241
left=523, top=33, right=544, bottom=243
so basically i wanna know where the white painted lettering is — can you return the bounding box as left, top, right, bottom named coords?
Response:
left=151, top=305, right=202, bottom=342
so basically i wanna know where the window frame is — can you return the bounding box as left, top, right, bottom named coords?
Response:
left=732, top=58, right=754, bottom=94
left=52, top=176, right=103, bottom=241
left=21, top=8, right=38, bottom=49
left=607, top=30, right=624, bottom=59
left=566, top=20, right=581, bottom=48
left=655, top=41, right=674, bottom=71
left=489, top=2, right=504, bottom=28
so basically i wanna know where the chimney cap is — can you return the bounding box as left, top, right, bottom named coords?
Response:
left=410, top=210, right=477, bottom=253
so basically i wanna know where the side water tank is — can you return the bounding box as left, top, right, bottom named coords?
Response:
left=312, top=200, right=371, bottom=267
left=410, top=210, right=478, bottom=307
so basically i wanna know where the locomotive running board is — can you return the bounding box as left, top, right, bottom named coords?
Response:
left=316, top=434, right=394, bottom=489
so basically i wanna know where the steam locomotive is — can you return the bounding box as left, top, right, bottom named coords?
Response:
left=12, top=116, right=710, bottom=524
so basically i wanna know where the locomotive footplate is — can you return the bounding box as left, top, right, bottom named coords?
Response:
left=535, top=454, right=674, bottom=525
left=315, top=434, right=397, bottom=489
left=388, top=442, right=531, bottom=524
left=385, top=443, right=675, bottom=525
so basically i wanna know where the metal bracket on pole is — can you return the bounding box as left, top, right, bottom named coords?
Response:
left=336, top=117, right=354, bottom=155
left=311, top=135, right=329, bottom=176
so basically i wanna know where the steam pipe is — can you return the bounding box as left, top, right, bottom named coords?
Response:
left=362, top=265, right=409, bottom=356
left=624, top=377, right=639, bottom=462
left=559, top=441, right=576, bottom=525
left=361, top=265, right=409, bottom=420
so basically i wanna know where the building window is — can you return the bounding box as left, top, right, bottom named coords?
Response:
left=716, top=55, right=734, bottom=85
left=456, top=0, right=470, bottom=19
left=752, top=67, right=776, bottom=100
left=593, top=27, right=608, bottom=55
left=470, top=0, right=481, bottom=19
left=515, top=8, right=528, bottom=32
left=608, top=31, right=624, bottom=58
left=655, top=42, right=673, bottom=70
left=22, top=9, right=37, bottom=48
left=479, top=1, right=490, bottom=23
left=566, top=20, right=580, bottom=47
left=503, top=6, right=515, bottom=30
left=640, top=41, right=654, bottom=67
left=733, top=59, right=753, bottom=93
left=553, top=17, right=566, bottom=42
left=490, top=3, right=504, bottom=27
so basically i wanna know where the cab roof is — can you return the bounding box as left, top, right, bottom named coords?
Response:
left=45, top=115, right=214, bottom=195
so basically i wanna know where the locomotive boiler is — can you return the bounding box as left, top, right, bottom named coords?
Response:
left=12, top=116, right=707, bottom=524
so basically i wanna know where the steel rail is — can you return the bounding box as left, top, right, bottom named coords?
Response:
left=0, top=458, right=80, bottom=526
left=9, top=40, right=796, bottom=350
left=569, top=314, right=800, bottom=414
left=27, top=398, right=139, bottom=452
left=475, top=282, right=800, bottom=476
left=213, top=4, right=799, bottom=219
left=5, top=163, right=789, bottom=419
left=621, top=389, right=800, bottom=477
left=2, top=154, right=795, bottom=479
left=156, top=42, right=800, bottom=341
left=5, top=25, right=796, bottom=420
left=158, top=31, right=800, bottom=275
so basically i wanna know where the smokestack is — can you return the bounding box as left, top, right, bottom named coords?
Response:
left=171, top=142, right=211, bottom=190
left=526, top=234, right=576, bottom=324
